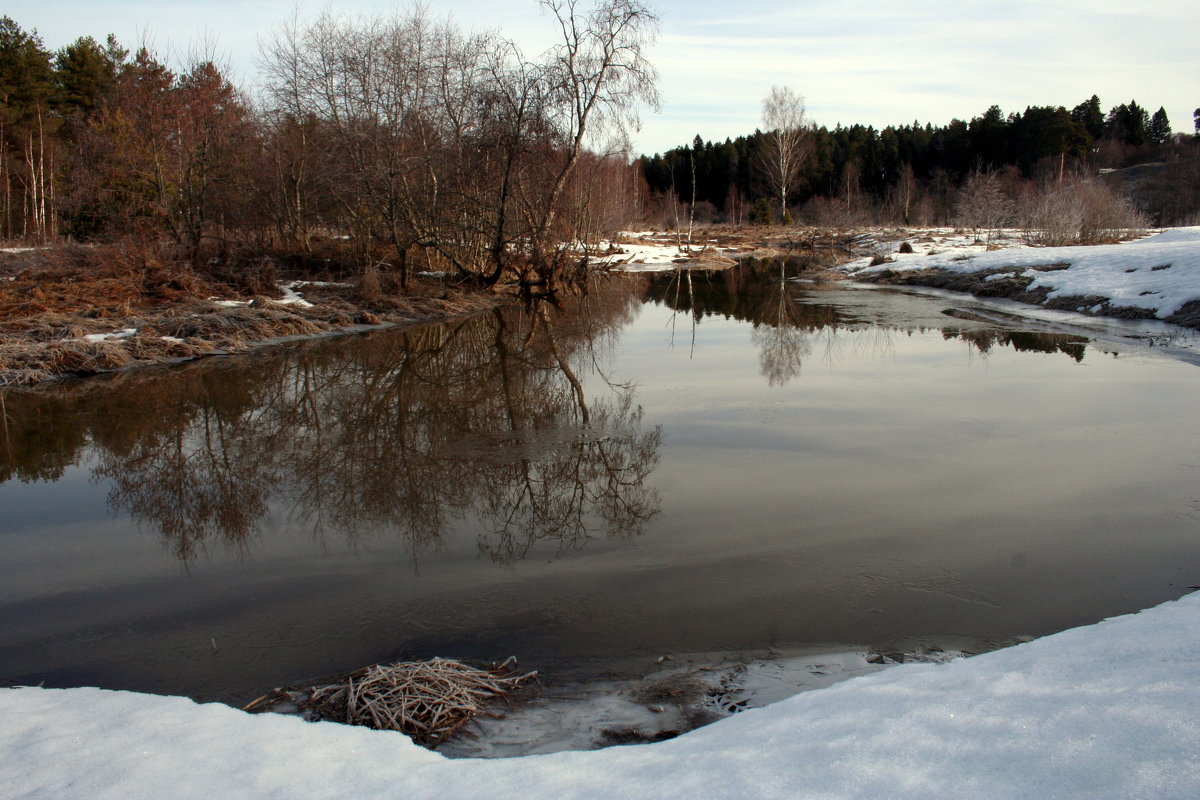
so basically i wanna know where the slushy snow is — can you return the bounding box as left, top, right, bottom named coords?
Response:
left=3, top=592, right=1198, bottom=799
left=850, top=227, right=1200, bottom=319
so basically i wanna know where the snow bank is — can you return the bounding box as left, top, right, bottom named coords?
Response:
left=852, top=227, right=1200, bottom=319
left=4, top=592, right=1199, bottom=799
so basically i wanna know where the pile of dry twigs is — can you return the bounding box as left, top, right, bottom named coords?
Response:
left=245, top=657, right=537, bottom=746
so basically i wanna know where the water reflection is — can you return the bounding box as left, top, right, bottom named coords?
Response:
left=645, top=259, right=1091, bottom=386
left=1, top=278, right=662, bottom=563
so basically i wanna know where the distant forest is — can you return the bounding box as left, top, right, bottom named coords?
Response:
left=639, top=98, right=1200, bottom=227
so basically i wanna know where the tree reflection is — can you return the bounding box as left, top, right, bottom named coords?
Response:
left=751, top=261, right=813, bottom=386
left=0, top=276, right=661, bottom=564
left=645, top=258, right=1091, bottom=385
left=647, top=258, right=844, bottom=387
left=945, top=328, right=1088, bottom=362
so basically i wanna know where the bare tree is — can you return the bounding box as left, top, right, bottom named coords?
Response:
left=759, top=85, right=811, bottom=225
left=522, top=0, right=660, bottom=293
left=956, top=168, right=1014, bottom=243
left=258, top=1, right=659, bottom=295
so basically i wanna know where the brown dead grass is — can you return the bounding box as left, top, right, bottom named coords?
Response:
left=246, top=657, right=537, bottom=746
left=0, top=244, right=505, bottom=386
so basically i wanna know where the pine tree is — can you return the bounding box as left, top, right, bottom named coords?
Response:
left=1107, top=100, right=1150, bottom=146
left=1148, top=107, right=1171, bottom=144
left=53, top=35, right=121, bottom=118
left=1070, top=95, right=1105, bottom=141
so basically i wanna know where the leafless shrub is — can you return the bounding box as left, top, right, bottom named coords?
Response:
left=1022, top=179, right=1149, bottom=245
left=955, top=169, right=1015, bottom=242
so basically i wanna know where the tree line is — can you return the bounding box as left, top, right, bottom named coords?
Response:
left=641, top=94, right=1200, bottom=229
left=0, top=1, right=658, bottom=294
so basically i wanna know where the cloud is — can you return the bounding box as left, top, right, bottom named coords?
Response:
left=4, top=0, right=1197, bottom=153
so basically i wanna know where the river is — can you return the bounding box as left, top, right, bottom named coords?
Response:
left=2, top=263, right=1198, bottom=716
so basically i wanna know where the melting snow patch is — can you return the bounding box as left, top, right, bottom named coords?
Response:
left=853, top=226, right=1200, bottom=319
left=277, top=282, right=314, bottom=308
left=82, top=328, right=137, bottom=343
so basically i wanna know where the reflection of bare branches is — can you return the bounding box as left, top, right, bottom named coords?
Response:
left=12, top=278, right=661, bottom=567
left=477, top=394, right=662, bottom=564
left=752, top=323, right=811, bottom=387
left=752, top=260, right=810, bottom=387
left=645, top=258, right=1090, bottom=384
left=95, top=387, right=278, bottom=561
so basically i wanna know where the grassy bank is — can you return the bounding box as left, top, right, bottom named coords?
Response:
left=0, top=243, right=504, bottom=386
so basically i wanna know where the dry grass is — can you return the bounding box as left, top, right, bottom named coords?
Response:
left=246, top=657, right=537, bottom=746
left=0, top=242, right=506, bottom=385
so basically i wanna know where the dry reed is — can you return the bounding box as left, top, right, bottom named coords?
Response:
left=246, top=657, right=537, bottom=745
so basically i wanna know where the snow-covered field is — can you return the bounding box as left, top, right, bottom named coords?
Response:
left=847, top=227, right=1200, bottom=321
left=3, top=591, right=1198, bottom=799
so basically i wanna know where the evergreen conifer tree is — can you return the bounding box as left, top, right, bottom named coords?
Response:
left=53, top=35, right=121, bottom=118
left=1148, top=107, right=1171, bottom=144
left=1070, top=95, right=1105, bottom=141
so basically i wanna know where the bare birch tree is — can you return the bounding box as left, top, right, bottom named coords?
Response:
left=524, top=0, right=660, bottom=292
left=759, top=85, right=810, bottom=225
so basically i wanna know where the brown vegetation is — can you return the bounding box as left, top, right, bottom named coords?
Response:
left=0, top=242, right=500, bottom=385
left=0, top=1, right=663, bottom=384
left=245, top=657, right=537, bottom=745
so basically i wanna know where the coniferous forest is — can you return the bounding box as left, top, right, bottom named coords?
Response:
left=639, top=98, right=1200, bottom=229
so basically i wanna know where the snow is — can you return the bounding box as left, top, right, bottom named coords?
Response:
left=276, top=282, right=314, bottom=308
left=208, top=281, right=339, bottom=309
left=3, top=591, right=1198, bottom=799
left=81, top=327, right=137, bottom=343
left=850, top=227, right=1200, bottom=319
left=602, top=232, right=696, bottom=271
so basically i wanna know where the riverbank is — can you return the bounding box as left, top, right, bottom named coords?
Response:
left=3, top=590, right=1197, bottom=798
left=5, top=226, right=1195, bottom=387
left=0, top=245, right=507, bottom=387
left=845, top=226, right=1200, bottom=329
left=0, top=229, right=853, bottom=387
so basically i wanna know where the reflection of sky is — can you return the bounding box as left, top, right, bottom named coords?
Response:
left=5, top=0, right=1196, bottom=153
left=0, top=463, right=109, bottom=530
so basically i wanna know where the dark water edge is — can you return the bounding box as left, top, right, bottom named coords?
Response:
left=2, top=266, right=1199, bottom=710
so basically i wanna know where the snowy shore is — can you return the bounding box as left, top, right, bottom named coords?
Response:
left=847, top=226, right=1200, bottom=328
left=4, top=590, right=1198, bottom=799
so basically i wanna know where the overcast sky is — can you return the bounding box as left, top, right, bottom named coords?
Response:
left=7, top=0, right=1198, bottom=154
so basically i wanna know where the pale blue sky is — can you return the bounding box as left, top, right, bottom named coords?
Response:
left=9, top=0, right=1198, bottom=154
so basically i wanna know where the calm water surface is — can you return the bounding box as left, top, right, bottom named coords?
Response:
left=2, top=265, right=1198, bottom=704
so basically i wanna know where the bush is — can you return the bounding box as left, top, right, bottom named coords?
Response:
left=1021, top=180, right=1149, bottom=245
left=749, top=198, right=775, bottom=226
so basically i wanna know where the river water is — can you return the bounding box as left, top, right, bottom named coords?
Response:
left=2, top=264, right=1198, bottom=707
